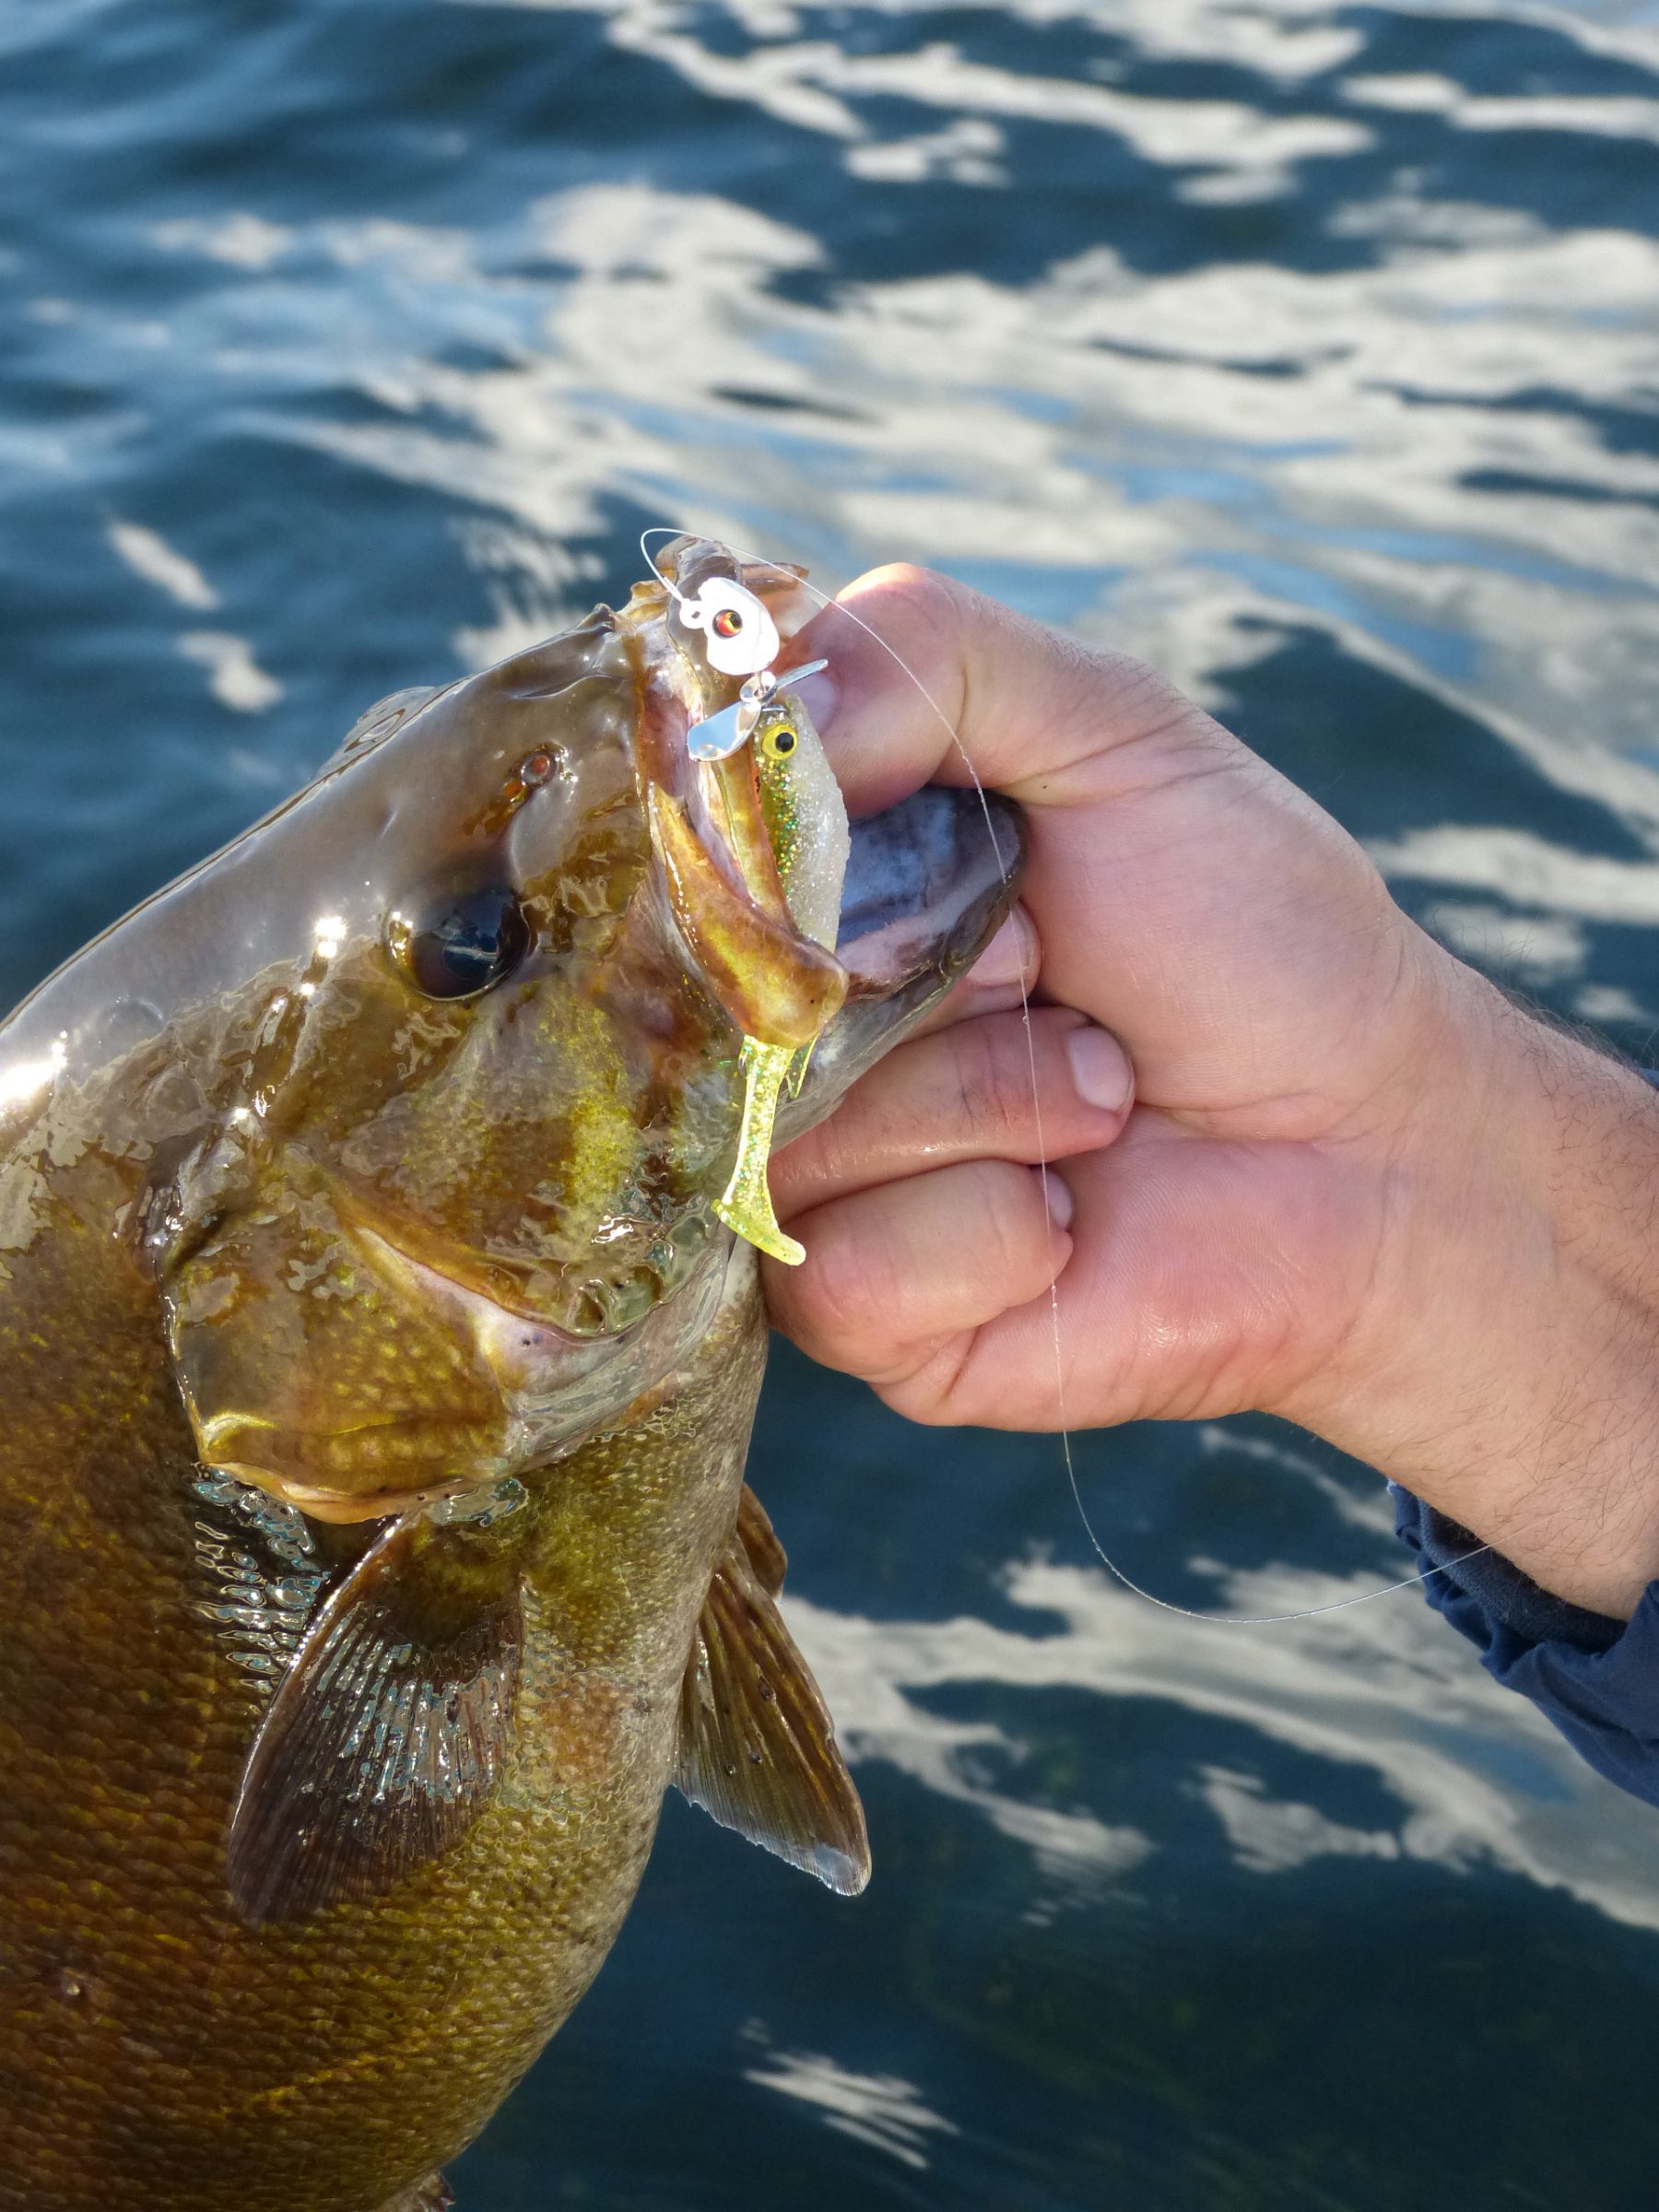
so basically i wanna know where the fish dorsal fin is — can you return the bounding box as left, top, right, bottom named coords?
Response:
left=319, top=684, right=444, bottom=773
left=225, top=1512, right=523, bottom=1925
left=675, top=1508, right=869, bottom=1896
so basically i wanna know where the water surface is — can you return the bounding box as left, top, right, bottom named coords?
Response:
left=4, top=1, right=1659, bottom=2203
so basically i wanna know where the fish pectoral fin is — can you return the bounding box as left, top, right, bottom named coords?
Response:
left=674, top=1524, right=869, bottom=1896
left=225, top=1510, right=524, bottom=1926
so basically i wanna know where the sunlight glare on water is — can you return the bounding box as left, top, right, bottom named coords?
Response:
left=4, top=0, right=1659, bottom=2202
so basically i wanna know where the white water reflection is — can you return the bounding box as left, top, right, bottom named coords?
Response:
left=137, top=0, right=1659, bottom=884
left=788, top=1554, right=1659, bottom=1932
left=1371, top=826, right=1659, bottom=921
left=107, top=521, right=281, bottom=712
left=177, top=630, right=283, bottom=713
left=151, top=213, right=295, bottom=270
left=1197, top=1765, right=1402, bottom=1874
left=743, top=2041, right=960, bottom=2170
left=107, top=519, right=218, bottom=610
left=1345, top=71, right=1659, bottom=141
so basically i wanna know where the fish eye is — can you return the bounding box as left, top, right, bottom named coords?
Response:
left=388, top=885, right=530, bottom=1000
left=758, top=718, right=798, bottom=760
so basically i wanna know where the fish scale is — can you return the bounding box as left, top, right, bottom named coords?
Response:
left=0, top=539, right=1022, bottom=2208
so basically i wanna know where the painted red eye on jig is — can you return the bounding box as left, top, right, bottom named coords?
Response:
left=677, top=577, right=781, bottom=677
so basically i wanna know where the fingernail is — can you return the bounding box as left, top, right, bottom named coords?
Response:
left=971, top=906, right=1034, bottom=990
left=1041, top=1170, right=1074, bottom=1231
left=1066, top=1024, right=1132, bottom=1112
left=789, top=667, right=839, bottom=735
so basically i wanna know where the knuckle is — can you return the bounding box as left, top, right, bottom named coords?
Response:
left=882, top=560, right=970, bottom=622
left=851, top=560, right=963, bottom=634
left=880, top=1338, right=973, bottom=1427
left=792, top=1216, right=900, bottom=1362
left=1089, top=645, right=1184, bottom=722
left=948, top=1019, right=1036, bottom=1149
left=982, top=1165, right=1044, bottom=1287
left=1087, top=647, right=1230, bottom=762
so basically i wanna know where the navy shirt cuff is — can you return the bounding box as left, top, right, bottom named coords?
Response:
left=1393, top=1484, right=1659, bottom=1809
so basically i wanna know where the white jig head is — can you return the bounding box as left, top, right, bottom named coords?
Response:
left=677, top=577, right=780, bottom=677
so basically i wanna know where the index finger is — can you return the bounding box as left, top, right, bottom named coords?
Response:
left=794, top=565, right=1265, bottom=1049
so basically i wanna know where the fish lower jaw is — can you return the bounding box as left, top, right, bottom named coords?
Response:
left=197, top=1454, right=490, bottom=1525
left=193, top=1409, right=513, bottom=1525
left=181, top=1224, right=747, bottom=1526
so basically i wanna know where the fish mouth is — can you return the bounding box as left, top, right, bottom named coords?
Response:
left=187, top=1226, right=741, bottom=1524
left=297, top=784, right=1019, bottom=1507
left=778, top=784, right=1025, bottom=1141
left=169, top=782, right=1021, bottom=1525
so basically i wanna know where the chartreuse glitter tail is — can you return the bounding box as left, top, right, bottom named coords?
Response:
left=706, top=695, right=848, bottom=1268
left=714, top=1036, right=806, bottom=1265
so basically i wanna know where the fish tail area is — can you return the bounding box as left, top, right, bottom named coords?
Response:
left=376, top=2174, right=455, bottom=2212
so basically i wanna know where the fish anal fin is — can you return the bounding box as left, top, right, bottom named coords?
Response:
left=736, top=1482, right=787, bottom=1598
left=675, top=1526, right=869, bottom=1896
left=225, top=1512, right=523, bottom=1927
left=375, top=2175, right=454, bottom=2212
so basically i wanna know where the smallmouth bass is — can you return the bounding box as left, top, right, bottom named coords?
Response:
left=0, top=538, right=1021, bottom=2210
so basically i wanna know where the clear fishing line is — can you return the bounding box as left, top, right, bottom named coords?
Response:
left=645, top=529, right=1492, bottom=1627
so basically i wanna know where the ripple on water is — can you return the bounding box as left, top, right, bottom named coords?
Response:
left=3, top=2, right=1659, bottom=2205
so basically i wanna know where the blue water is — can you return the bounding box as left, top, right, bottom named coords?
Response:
left=6, top=1, right=1659, bottom=2204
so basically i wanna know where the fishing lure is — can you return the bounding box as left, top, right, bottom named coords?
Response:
left=717, top=1035, right=806, bottom=1265
left=655, top=558, right=835, bottom=1267
left=652, top=527, right=1502, bottom=1631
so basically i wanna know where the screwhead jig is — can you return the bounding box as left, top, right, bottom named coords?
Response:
left=644, top=540, right=833, bottom=1267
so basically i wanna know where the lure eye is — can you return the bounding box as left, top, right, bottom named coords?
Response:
left=758, top=717, right=798, bottom=760
left=678, top=578, right=781, bottom=677
left=389, top=885, right=530, bottom=1000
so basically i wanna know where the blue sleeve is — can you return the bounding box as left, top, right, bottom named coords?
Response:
left=1393, top=1485, right=1659, bottom=1809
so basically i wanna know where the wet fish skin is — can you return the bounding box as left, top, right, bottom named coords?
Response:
left=0, top=541, right=1021, bottom=2210
left=0, top=1191, right=767, bottom=2207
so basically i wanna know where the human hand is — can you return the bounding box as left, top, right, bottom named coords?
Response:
left=769, top=568, right=1659, bottom=1618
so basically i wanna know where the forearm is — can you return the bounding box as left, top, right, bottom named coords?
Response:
left=1290, top=943, right=1659, bottom=1619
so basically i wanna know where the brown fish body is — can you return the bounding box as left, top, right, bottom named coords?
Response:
left=0, top=539, right=1021, bottom=2209
left=0, top=1141, right=765, bottom=2209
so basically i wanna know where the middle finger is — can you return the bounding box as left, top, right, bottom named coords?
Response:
left=772, top=1006, right=1134, bottom=1217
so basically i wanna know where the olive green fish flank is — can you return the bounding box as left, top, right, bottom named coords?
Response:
left=0, top=537, right=1022, bottom=2210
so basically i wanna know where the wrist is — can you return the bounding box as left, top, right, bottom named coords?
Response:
left=1291, top=939, right=1659, bottom=1618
